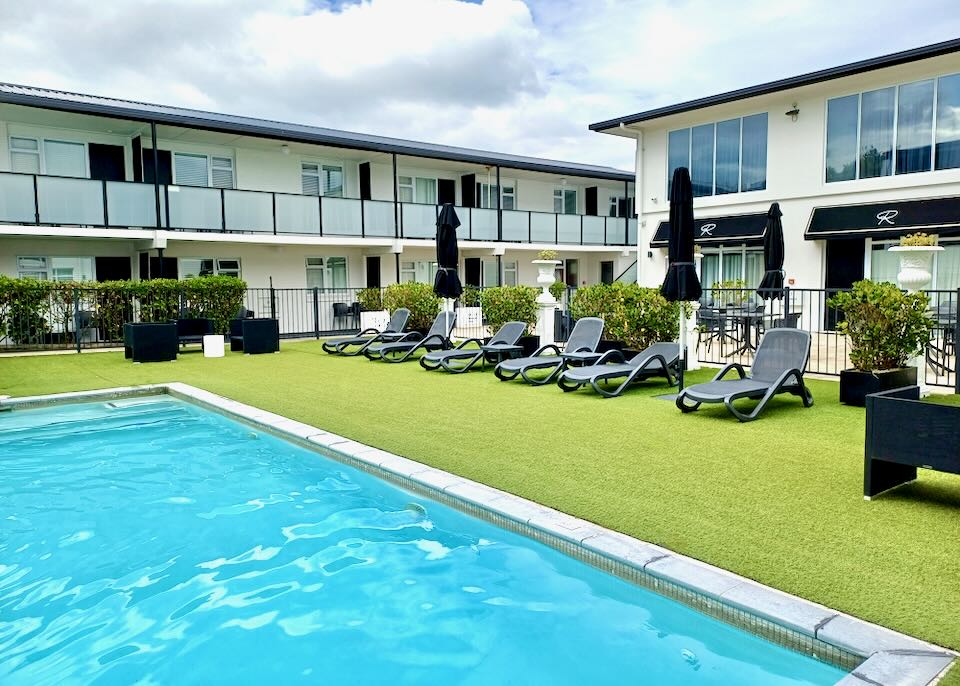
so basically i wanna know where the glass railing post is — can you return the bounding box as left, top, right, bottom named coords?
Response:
left=101, top=180, right=109, bottom=227
left=220, top=189, right=227, bottom=232
left=32, top=175, right=39, bottom=224
left=318, top=195, right=324, bottom=236
left=272, top=193, right=277, bottom=235
left=555, top=214, right=558, bottom=244
left=580, top=215, right=584, bottom=245
left=361, top=198, right=366, bottom=238
left=528, top=211, right=531, bottom=243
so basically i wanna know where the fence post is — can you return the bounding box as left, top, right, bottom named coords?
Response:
left=73, top=288, right=81, bottom=354
left=955, top=288, right=959, bottom=394
left=313, top=287, right=320, bottom=339
left=270, top=286, right=277, bottom=320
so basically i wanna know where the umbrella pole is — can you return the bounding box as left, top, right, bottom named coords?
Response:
left=678, top=309, right=686, bottom=391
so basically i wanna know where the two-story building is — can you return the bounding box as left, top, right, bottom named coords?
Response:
left=0, top=84, right=637, bottom=294
left=591, top=38, right=960, bottom=296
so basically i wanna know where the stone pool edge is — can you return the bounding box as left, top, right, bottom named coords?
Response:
left=3, top=383, right=955, bottom=686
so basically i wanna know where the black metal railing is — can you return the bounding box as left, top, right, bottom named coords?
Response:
left=0, top=170, right=638, bottom=247
left=695, top=287, right=958, bottom=389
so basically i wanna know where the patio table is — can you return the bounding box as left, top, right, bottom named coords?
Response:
left=720, top=308, right=765, bottom=357
left=479, top=343, right=524, bottom=369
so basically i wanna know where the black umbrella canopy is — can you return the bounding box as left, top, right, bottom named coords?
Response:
left=660, top=167, right=702, bottom=303
left=757, top=202, right=785, bottom=300
left=433, top=203, right=463, bottom=299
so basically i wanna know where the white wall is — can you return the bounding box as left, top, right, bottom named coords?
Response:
left=630, top=51, right=960, bottom=289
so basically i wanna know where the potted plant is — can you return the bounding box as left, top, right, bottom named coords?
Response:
left=828, top=280, right=934, bottom=406
left=887, top=232, right=943, bottom=292
left=457, top=285, right=484, bottom=329
left=532, top=249, right=562, bottom=303
left=480, top=285, right=539, bottom=355
left=357, top=287, right=389, bottom=331
left=382, top=282, right=441, bottom=335
left=570, top=282, right=682, bottom=358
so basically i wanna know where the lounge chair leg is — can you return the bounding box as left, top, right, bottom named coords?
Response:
left=676, top=392, right=701, bottom=413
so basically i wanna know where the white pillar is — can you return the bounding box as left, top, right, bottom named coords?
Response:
left=537, top=297, right=557, bottom=347
left=685, top=303, right=700, bottom=371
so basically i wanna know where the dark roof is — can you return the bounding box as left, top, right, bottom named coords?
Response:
left=0, top=82, right=633, bottom=182
left=590, top=37, right=960, bottom=132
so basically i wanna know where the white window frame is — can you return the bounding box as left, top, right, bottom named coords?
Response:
left=9, top=135, right=90, bottom=177
left=399, top=259, right=437, bottom=283
left=553, top=188, right=578, bottom=214
left=17, top=255, right=95, bottom=281
left=301, top=160, right=346, bottom=198
left=398, top=175, right=438, bottom=205
left=666, top=113, right=768, bottom=197
left=502, top=260, right=518, bottom=286
left=178, top=257, right=242, bottom=279
left=824, top=71, right=960, bottom=183
left=477, top=182, right=516, bottom=210
left=305, top=256, right=349, bottom=289
left=172, top=152, right=235, bottom=189
left=697, top=245, right=764, bottom=284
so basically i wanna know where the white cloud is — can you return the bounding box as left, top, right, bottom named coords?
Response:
left=1, top=0, right=960, bottom=170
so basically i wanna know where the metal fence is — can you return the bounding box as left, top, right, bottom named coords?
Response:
left=695, top=287, right=958, bottom=389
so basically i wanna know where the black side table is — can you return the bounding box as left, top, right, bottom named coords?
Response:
left=124, top=322, right=178, bottom=362
left=230, top=318, right=280, bottom=354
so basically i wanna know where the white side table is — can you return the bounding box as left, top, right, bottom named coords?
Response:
left=202, top=334, right=225, bottom=358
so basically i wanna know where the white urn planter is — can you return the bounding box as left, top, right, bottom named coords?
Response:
left=532, top=259, right=562, bottom=304
left=888, top=245, right=944, bottom=292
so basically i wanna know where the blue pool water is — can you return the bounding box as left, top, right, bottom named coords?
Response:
left=0, top=398, right=846, bottom=685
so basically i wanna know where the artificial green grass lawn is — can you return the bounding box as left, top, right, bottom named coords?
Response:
left=2, top=343, right=959, bottom=677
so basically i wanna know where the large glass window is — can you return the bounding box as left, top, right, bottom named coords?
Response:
left=477, top=183, right=515, bottom=210
left=400, top=260, right=437, bottom=283
left=303, top=163, right=343, bottom=197
left=937, top=243, right=960, bottom=290
left=174, top=153, right=210, bottom=187
left=667, top=114, right=767, bottom=197
left=870, top=241, right=960, bottom=291
left=896, top=79, right=935, bottom=175
left=859, top=87, right=895, bottom=178
left=825, top=94, right=858, bottom=182
left=482, top=259, right=499, bottom=287
left=180, top=257, right=241, bottom=279
left=827, top=72, right=960, bottom=181
left=17, top=256, right=94, bottom=281
left=740, top=113, right=768, bottom=192
left=43, top=140, right=87, bottom=178
left=936, top=74, right=960, bottom=170
left=698, top=247, right=763, bottom=293
left=690, top=124, right=714, bottom=197
left=397, top=176, right=435, bottom=204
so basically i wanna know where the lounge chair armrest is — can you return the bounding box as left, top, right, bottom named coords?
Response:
left=396, top=331, right=423, bottom=342
left=357, top=327, right=380, bottom=336
left=455, top=337, right=483, bottom=349
left=532, top=343, right=561, bottom=357
left=568, top=345, right=595, bottom=353
left=712, top=363, right=746, bottom=381
left=419, top=333, right=448, bottom=347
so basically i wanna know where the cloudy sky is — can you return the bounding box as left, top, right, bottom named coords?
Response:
left=2, top=0, right=960, bottom=170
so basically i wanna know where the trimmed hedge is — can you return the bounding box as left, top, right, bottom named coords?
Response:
left=0, top=276, right=247, bottom=344
left=480, top=285, right=539, bottom=334
left=382, top=282, right=440, bottom=330
left=570, top=282, right=681, bottom=350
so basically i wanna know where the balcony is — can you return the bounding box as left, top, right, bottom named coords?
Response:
left=0, top=171, right=637, bottom=247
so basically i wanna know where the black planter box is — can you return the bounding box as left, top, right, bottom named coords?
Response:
left=865, top=386, right=960, bottom=498
left=124, top=322, right=177, bottom=363
left=839, top=367, right=917, bottom=407
left=229, top=318, right=280, bottom=355
left=518, top=335, right=540, bottom=356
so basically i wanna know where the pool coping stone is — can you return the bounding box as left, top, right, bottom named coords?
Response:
left=2, top=383, right=955, bottom=686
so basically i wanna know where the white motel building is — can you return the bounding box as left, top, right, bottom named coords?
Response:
left=0, top=85, right=636, bottom=293
left=592, top=38, right=960, bottom=297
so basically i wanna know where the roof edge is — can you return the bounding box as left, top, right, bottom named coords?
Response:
left=590, top=37, right=960, bottom=132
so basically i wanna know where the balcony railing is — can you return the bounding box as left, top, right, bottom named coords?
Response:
left=0, top=171, right=637, bottom=247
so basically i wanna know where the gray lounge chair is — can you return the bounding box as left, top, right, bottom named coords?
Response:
left=420, top=321, right=527, bottom=373
left=364, top=311, right=456, bottom=363
left=676, top=328, right=814, bottom=422
left=494, top=317, right=604, bottom=385
left=557, top=343, right=680, bottom=397
left=322, top=308, right=410, bottom=356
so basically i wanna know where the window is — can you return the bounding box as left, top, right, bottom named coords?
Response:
left=397, top=176, right=414, bottom=203
left=668, top=114, right=767, bottom=196
left=870, top=240, right=960, bottom=291
left=17, top=256, right=94, bottom=281
left=400, top=260, right=437, bottom=283
left=826, top=72, right=960, bottom=181
left=553, top=188, right=577, bottom=214
left=302, top=163, right=344, bottom=197
left=477, top=183, right=515, bottom=209
left=564, top=258, right=579, bottom=287
left=305, top=256, right=348, bottom=289
left=10, top=137, right=40, bottom=174
left=180, top=257, right=241, bottom=279
left=698, top=247, right=763, bottom=291
left=482, top=259, right=499, bottom=287
left=43, top=140, right=87, bottom=178
left=503, top=260, right=517, bottom=286
left=608, top=196, right=635, bottom=218
left=397, top=175, right=436, bottom=204
left=173, top=153, right=234, bottom=188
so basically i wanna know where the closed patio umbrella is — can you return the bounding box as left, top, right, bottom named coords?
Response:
left=433, top=204, right=463, bottom=303
left=757, top=202, right=785, bottom=300
left=660, top=167, right=702, bottom=391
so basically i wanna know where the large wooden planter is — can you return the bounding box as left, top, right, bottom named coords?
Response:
left=864, top=386, right=960, bottom=498
left=839, top=367, right=917, bottom=407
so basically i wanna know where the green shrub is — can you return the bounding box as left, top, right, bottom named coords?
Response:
left=900, top=232, right=938, bottom=247
left=182, top=276, right=247, bottom=333
left=357, top=287, right=384, bottom=312
left=709, top=279, right=749, bottom=305
left=480, top=285, right=538, bottom=334
left=1, top=277, right=53, bottom=344
left=537, top=249, right=559, bottom=261
left=460, top=285, right=482, bottom=308
left=549, top=281, right=566, bottom=302
left=382, top=282, right=440, bottom=329
left=570, top=282, right=681, bottom=350
left=828, top=280, right=934, bottom=371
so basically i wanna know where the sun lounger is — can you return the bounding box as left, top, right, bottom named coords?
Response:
left=419, top=321, right=527, bottom=373
left=364, top=311, right=456, bottom=363
left=676, top=328, right=814, bottom=422
left=557, top=343, right=679, bottom=397
left=493, top=317, right=604, bottom=385
left=322, top=308, right=410, bottom=356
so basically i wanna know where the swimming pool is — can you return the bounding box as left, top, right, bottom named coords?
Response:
left=0, top=396, right=847, bottom=685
